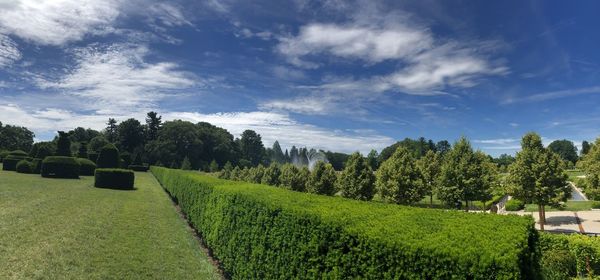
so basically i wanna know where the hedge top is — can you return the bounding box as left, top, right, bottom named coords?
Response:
left=9, top=150, right=28, bottom=156
left=152, top=167, right=538, bottom=278
left=42, top=156, right=81, bottom=165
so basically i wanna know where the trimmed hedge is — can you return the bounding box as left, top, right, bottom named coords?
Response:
left=505, top=199, right=525, bottom=211
left=128, top=165, right=149, bottom=172
left=88, top=152, right=99, bottom=163
left=77, top=158, right=97, bottom=176
left=41, top=156, right=80, bottom=178
left=16, top=160, right=33, bottom=173
left=94, top=168, right=135, bottom=190
left=151, top=167, right=540, bottom=279
left=97, top=144, right=120, bottom=168
left=539, top=233, right=600, bottom=278
left=3, top=154, right=28, bottom=171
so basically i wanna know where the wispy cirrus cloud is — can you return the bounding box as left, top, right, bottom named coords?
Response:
left=276, top=10, right=507, bottom=92
left=0, top=0, right=123, bottom=46
left=36, top=44, right=196, bottom=113
left=502, top=86, right=600, bottom=104
left=0, top=34, right=21, bottom=67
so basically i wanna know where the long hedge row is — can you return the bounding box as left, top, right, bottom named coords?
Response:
left=151, top=167, right=540, bottom=279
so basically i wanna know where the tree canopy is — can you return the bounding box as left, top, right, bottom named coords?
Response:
left=547, top=139, right=578, bottom=164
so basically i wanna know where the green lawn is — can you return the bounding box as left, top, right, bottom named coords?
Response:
left=523, top=200, right=600, bottom=212
left=0, top=167, right=220, bottom=279
left=565, top=169, right=586, bottom=182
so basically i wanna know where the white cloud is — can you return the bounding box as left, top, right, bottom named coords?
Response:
left=163, top=111, right=395, bottom=153
left=502, top=86, right=600, bottom=105
left=0, top=34, right=20, bottom=66
left=276, top=14, right=506, bottom=92
left=147, top=3, right=193, bottom=28
left=0, top=0, right=122, bottom=45
left=277, top=23, right=432, bottom=65
left=37, top=44, right=196, bottom=113
left=474, top=138, right=519, bottom=145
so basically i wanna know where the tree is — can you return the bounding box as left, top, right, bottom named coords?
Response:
left=548, top=139, right=578, bottom=165
left=55, top=131, right=72, bottom=156
left=270, top=141, right=285, bottom=164
left=31, top=142, right=55, bottom=159
left=77, top=142, right=88, bottom=158
left=338, top=152, right=375, bottom=200
left=290, top=146, right=299, bottom=164
left=261, top=163, right=281, bottom=186
left=88, top=136, right=110, bottom=153
left=436, top=140, right=451, bottom=155
left=582, top=141, right=591, bottom=156
left=145, top=111, right=162, bottom=141
left=0, top=122, right=35, bottom=152
left=219, top=162, right=233, bottom=179
left=117, top=118, right=145, bottom=153
left=376, top=146, right=424, bottom=204
left=366, top=149, right=378, bottom=170
left=145, top=120, right=203, bottom=168
left=507, top=133, right=570, bottom=230
left=209, top=160, right=219, bottom=172
left=416, top=150, right=441, bottom=207
left=438, top=137, right=496, bottom=210
left=323, top=151, right=350, bottom=171
left=239, top=130, right=265, bottom=166
left=279, top=164, right=305, bottom=192
left=306, top=161, right=337, bottom=196
left=181, top=156, right=192, bottom=170
left=575, top=138, right=600, bottom=200
left=105, top=118, right=118, bottom=142
left=248, top=165, right=265, bottom=183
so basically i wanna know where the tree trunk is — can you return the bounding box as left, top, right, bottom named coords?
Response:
left=429, top=194, right=433, bottom=208
left=465, top=200, right=469, bottom=212
left=538, top=204, right=545, bottom=231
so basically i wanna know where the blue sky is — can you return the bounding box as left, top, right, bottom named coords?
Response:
left=0, top=0, right=599, bottom=156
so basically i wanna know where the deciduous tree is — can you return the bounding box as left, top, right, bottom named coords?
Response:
left=376, top=146, right=424, bottom=204
left=416, top=150, right=441, bottom=207
left=338, top=152, right=375, bottom=200
left=306, top=161, right=337, bottom=195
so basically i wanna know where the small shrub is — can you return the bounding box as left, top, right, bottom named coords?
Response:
left=77, top=158, right=97, bottom=176
left=94, top=168, right=135, bottom=190
left=541, top=249, right=576, bottom=280
left=591, top=201, right=600, bottom=209
left=128, top=165, right=149, bottom=172
left=97, top=144, right=120, bottom=168
left=505, top=199, right=525, bottom=211
left=16, top=160, right=33, bottom=174
left=41, top=156, right=80, bottom=178
left=2, top=153, right=28, bottom=171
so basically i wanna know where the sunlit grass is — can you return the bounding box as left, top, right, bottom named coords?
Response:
left=0, top=166, right=220, bottom=279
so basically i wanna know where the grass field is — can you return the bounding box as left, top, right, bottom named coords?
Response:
left=523, top=200, right=600, bottom=212
left=0, top=166, right=220, bottom=279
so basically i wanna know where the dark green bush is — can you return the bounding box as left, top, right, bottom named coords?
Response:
left=128, top=165, right=149, bottom=172
left=88, top=152, right=99, bottom=163
left=151, top=167, right=540, bottom=279
left=505, top=199, right=525, bottom=211
left=2, top=152, right=28, bottom=171
left=94, top=168, right=135, bottom=190
left=120, top=152, right=132, bottom=168
left=16, top=160, right=33, bottom=173
left=41, top=156, right=80, bottom=178
left=77, top=158, right=97, bottom=176
left=592, top=201, right=600, bottom=209
left=32, top=158, right=42, bottom=174
left=0, top=150, right=9, bottom=162
left=96, top=144, right=120, bottom=168
left=539, top=233, right=600, bottom=278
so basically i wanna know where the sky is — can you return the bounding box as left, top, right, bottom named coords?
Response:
left=0, top=0, right=599, bottom=156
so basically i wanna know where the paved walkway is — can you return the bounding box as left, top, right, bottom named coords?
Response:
left=516, top=210, right=600, bottom=234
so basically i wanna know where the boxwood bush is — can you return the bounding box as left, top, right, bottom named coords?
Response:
left=41, top=156, right=80, bottom=178
left=94, top=168, right=135, bottom=190
left=2, top=151, right=29, bottom=171
left=77, top=158, right=97, bottom=176
left=151, top=167, right=540, bottom=279
left=505, top=199, right=525, bottom=211
left=16, top=160, right=33, bottom=174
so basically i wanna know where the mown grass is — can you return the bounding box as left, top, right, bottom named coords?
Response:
left=524, top=200, right=600, bottom=212
left=0, top=166, right=220, bottom=280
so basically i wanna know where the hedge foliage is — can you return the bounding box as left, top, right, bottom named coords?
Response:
left=97, top=144, right=120, bottom=168
left=2, top=151, right=29, bottom=171
left=41, top=156, right=80, bottom=178
left=505, top=199, right=525, bottom=211
left=539, top=233, right=600, bottom=279
left=16, top=160, right=33, bottom=174
left=94, top=168, right=135, bottom=190
left=77, top=158, right=97, bottom=176
left=151, top=167, right=540, bottom=279
left=128, top=165, right=149, bottom=172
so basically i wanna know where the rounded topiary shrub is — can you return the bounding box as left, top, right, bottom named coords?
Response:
left=97, top=144, right=120, bottom=168
left=2, top=152, right=28, bottom=171
left=41, top=156, right=80, bottom=179
left=78, top=158, right=97, bottom=176
left=16, top=160, right=33, bottom=174
left=94, top=168, right=135, bottom=190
